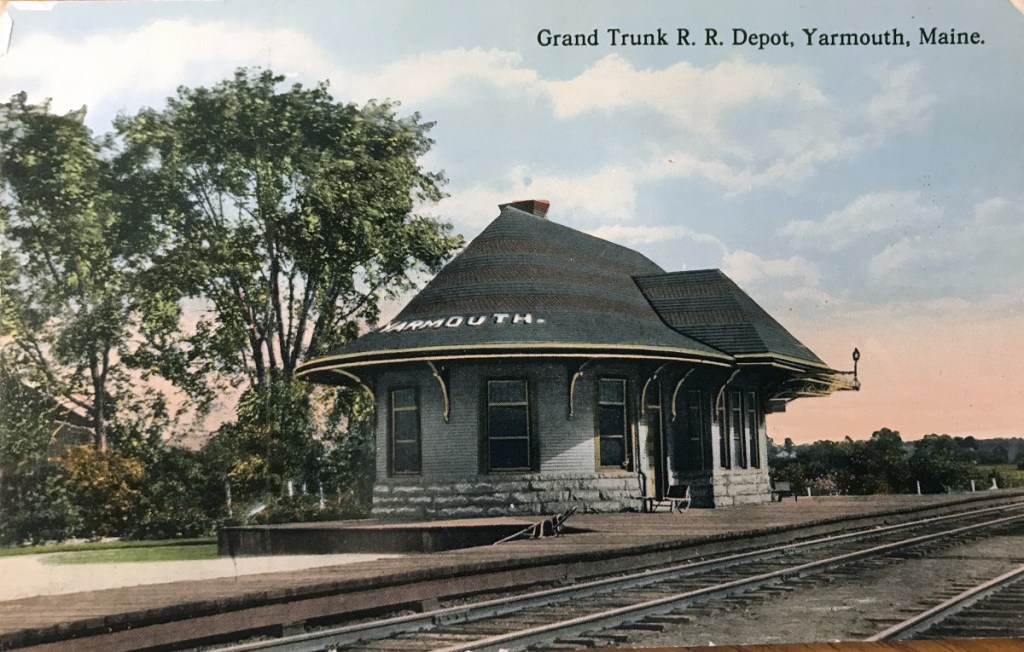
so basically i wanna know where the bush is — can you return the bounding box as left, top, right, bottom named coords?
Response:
left=127, top=447, right=215, bottom=539
left=60, top=446, right=145, bottom=538
left=0, top=462, right=80, bottom=545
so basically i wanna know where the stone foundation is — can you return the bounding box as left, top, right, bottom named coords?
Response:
left=711, top=468, right=773, bottom=506
left=373, top=473, right=640, bottom=519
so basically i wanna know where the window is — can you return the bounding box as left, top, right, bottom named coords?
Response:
left=746, top=391, right=760, bottom=468
left=645, top=382, right=663, bottom=492
left=390, top=388, right=420, bottom=475
left=719, top=398, right=729, bottom=469
left=680, top=389, right=706, bottom=472
left=486, top=379, right=530, bottom=471
left=729, top=390, right=745, bottom=468
left=597, top=378, right=629, bottom=468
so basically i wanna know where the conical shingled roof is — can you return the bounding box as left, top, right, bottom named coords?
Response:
left=296, top=203, right=733, bottom=383
left=635, top=270, right=828, bottom=368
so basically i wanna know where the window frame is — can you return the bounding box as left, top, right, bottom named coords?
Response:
left=482, top=377, right=534, bottom=473
left=729, top=389, right=746, bottom=469
left=595, top=376, right=631, bottom=470
left=388, top=386, right=422, bottom=476
left=680, top=388, right=707, bottom=472
left=746, top=390, right=760, bottom=469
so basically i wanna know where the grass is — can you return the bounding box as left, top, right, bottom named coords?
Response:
left=0, top=537, right=216, bottom=560
left=42, top=544, right=219, bottom=565
left=979, top=463, right=1024, bottom=488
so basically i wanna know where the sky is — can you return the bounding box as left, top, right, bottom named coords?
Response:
left=1, top=0, right=1022, bottom=444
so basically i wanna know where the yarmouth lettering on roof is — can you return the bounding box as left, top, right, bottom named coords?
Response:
left=379, top=313, right=545, bottom=333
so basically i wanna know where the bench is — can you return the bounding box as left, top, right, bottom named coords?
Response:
left=771, top=481, right=798, bottom=502
left=640, top=484, right=692, bottom=513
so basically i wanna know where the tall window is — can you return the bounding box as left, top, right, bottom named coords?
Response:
left=729, top=390, right=745, bottom=468
left=390, top=388, right=420, bottom=475
left=597, top=378, right=628, bottom=468
left=486, top=379, right=530, bottom=471
left=645, top=382, right=663, bottom=493
left=746, top=391, right=760, bottom=468
left=719, top=398, right=729, bottom=469
left=681, top=389, right=706, bottom=471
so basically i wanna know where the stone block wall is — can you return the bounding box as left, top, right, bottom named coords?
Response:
left=372, top=473, right=640, bottom=519
left=710, top=467, right=773, bottom=506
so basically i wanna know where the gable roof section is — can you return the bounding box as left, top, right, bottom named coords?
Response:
left=635, top=269, right=828, bottom=369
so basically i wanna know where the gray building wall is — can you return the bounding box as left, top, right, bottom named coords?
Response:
left=370, top=358, right=772, bottom=518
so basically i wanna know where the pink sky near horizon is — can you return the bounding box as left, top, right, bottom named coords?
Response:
left=767, top=311, right=1024, bottom=445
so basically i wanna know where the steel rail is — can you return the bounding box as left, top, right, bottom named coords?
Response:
left=866, top=563, right=1024, bottom=642
left=214, top=501, right=1024, bottom=652
left=433, top=512, right=1024, bottom=652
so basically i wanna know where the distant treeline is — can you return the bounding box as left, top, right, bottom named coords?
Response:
left=768, top=428, right=1024, bottom=495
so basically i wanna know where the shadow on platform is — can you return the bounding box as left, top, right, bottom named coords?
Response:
left=218, top=517, right=592, bottom=556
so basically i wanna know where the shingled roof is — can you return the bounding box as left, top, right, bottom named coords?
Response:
left=297, top=200, right=842, bottom=384
left=636, top=270, right=828, bottom=369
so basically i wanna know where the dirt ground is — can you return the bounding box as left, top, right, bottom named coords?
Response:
left=623, top=531, right=1024, bottom=648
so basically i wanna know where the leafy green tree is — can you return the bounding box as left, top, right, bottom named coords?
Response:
left=0, top=94, right=167, bottom=451
left=909, top=434, right=983, bottom=493
left=770, top=427, right=910, bottom=495
left=0, top=358, right=83, bottom=544
left=116, top=69, right=463, bottom=394
left=845, top=427, right=910, bottom=494
left=114, top=68, right=462, bottom=506
left=129, top=446, right=214, bottom=539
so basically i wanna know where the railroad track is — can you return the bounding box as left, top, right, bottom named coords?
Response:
left=869, top=563, right=1024, bottom=641
left=215, top=500, right=1024, bottom=652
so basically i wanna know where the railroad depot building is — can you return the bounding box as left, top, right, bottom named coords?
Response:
left=297, top=200, right=856, bottom=518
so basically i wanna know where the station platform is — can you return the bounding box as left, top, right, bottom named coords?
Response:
left=2, top=491, right=1023, bottom=651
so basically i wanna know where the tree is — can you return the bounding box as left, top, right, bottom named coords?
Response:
left=0, top=94, right=164, bottom=451
left=116, top=69, right=463, bottom=396
left=909, top=434, right=983, bottom=493
left=0, top=358, right=82, bottom=544
left=844, top=428, right=910, bottom=494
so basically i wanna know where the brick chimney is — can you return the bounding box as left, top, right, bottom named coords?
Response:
left=499, top=199, right=550, bottom=218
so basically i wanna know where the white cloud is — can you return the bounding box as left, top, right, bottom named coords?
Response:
left=439, top=166, right=639, bottom=230
left=865, top=63, right=935, bottom=138
left=586, top=225, right=728, bottom=252
left=0, top=20, right=328, bottom=117
left=722, top=249, right=821, bottom=286
left=542, top=59, right=933, bottom=195
left=542, top=56, right=826, bottom=148
left=783, top=190, right=942, bottom=251
left=338, top=48, right=539, bottom=106
left=866, top=196, right=1024, bottom=283
left=2, top=18, right=935, bottom=197
left=782, top=286, right=843, bottom=306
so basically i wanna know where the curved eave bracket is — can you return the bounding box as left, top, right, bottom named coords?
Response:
left=331, top=368, right=374, bottom=403
left=714, top=368, right=742, bottom=419
left=426, top=361, right=450, bottom=422
left=568, top=358, right=598, bottom=419
left=670, top=368, right=695, bottom=422
left=640, top=363, right=669, bottom=419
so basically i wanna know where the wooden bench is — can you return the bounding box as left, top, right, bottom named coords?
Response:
left=771, top=481, right=798, bottom=502
left=640, top=484, right=692, bottom=513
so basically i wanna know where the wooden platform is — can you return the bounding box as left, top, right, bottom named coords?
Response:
left=2, top=491, right=1023, bottom=651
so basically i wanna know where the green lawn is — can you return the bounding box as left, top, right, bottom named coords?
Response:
left=980, top=464, right=1024, bottom=488
left=0, top=537, right=216, bottom=560
left=43, top=544, right=219, bottom=565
